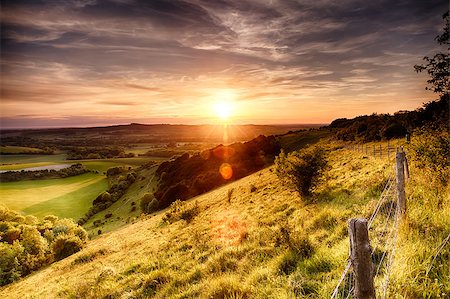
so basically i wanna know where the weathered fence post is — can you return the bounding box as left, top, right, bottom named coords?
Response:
left=396, top=150, right=406, bottom=215
left=404, top=155, right=409, bottom=179
left=387, top=140, right=390, bottom=160
left=373, top=145, right=375, bottom=157
left=348, top=219, right=376, bottom=299
left=379, top=144, right=382, bottom=158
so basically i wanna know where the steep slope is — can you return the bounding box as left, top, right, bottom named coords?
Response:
left=1, top=139, right=448, bottom=298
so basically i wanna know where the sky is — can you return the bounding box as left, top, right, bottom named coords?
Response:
left=0, top=0, right=448, bottom=128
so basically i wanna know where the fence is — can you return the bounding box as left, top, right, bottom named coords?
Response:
left=345, top=140, right=406, bottom=160
left=331, top=148, right=407, bottom=299
left=332, top=144, right=450, bottom=298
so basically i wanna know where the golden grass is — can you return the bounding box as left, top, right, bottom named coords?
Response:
left=1, top=139, right=448, bottom=298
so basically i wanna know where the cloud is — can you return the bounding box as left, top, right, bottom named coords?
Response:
left=0, top=0, right=448, bottom=127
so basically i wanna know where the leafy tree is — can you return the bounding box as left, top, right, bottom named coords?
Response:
left=414, top=11, right=449, bottom=95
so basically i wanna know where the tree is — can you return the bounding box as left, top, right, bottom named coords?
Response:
left=414, top=11, right=449, bottom=95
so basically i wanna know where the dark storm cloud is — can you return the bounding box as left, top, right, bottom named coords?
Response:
left=0, top=0, right=448, bottom=127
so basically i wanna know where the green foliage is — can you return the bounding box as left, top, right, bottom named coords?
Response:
left=408, top=127, right=450, bottom=183
left=0, top=163, right=90, bottom=183
left=79, top=168, right=136, bottom=224
left=154, top=135, right=280, bottom=208
left=140, top=193, right=158, bottom=213
left=0, top=207, right=88, bottom=286
left=0, top=242, right=23, bottom=285
left=52, top=235, right=85, bottom=261
left=414, top=11, right=449, bottom=95
left=275, top=146, right=328, bottom=196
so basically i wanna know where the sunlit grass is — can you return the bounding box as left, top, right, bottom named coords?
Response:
left=1, top=138, right=447, bottom=298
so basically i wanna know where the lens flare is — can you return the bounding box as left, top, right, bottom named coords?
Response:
left=219, top=163, right=233, bottom=180
left=211, top=209, right=247, bottom=246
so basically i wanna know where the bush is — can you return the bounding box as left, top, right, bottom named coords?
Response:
left=408, top=127, right=449, bottom=184
left=52, top=235, right=85, bottom=261
left=0, top=242, right=24, bottom=285
left=163, top=200, right=200, bottom=224
left=275, top=146, right=328, bottom=196
left=140, top=193, right=159, bottom=213
left=0, top=207, right=88, bottom=285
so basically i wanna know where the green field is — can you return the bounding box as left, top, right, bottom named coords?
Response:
left=0, top=156, right=161, bottom=220
left=0, top=154, right=68, bottom=167
left=80, top=157, right=160, bottom=173
left=0, top=173, right=108, bottom=220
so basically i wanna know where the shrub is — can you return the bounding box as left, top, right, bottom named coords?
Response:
left=52, top=235, right=85, bottom=261
left=0, top=207, right=88, bottom=285
left=163, top=200, right=200, bottom=224
left=275, top=146, right=328, bottom=196
left=408, top=127, right=449, bottom=184
left=0, top=242, right=24, bottom=285
left=140, top=193, right=159, bottom=213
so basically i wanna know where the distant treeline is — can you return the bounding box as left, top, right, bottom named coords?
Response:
left=78, top=166, right=136, bottom=225
left=144, top=135, right=280, bottom=211
left=0, top=164, right=90, bottom=182
left=66, top=146, right=135, bottom=160
left=328, top=96, right=449, bottom=142
left=0, top=146, right=54, bottom=155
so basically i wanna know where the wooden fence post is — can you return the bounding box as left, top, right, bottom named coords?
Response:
left=404, top=155, right=409, bottom=179
left=373, top=145, right=375, bottom=157
left=387, top=140, right=390, bottom=160
left=396, top=150, right=406, bottom=215
left=349, top=219, right=376, bottom=299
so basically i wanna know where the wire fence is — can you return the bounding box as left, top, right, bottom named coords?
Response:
left=331, top=148, right=403, bottom=298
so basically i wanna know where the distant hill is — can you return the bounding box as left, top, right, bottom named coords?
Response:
left=0, top=123, right=323, bottom=147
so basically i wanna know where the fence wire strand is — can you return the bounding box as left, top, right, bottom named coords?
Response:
left=331, top=156, right=401, bottom=299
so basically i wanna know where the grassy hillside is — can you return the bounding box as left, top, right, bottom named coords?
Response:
left=2, top=137, right=447, bottom=298
left=83, top=166, right=160, bottom=236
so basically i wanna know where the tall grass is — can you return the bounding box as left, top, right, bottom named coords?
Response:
left=1, top=139, right=448, bottom=298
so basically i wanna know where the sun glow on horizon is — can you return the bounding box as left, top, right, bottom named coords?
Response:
left=212, top=90, right=236, bottom=121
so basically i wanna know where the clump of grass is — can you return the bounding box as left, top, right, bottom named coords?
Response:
left=275, top=223, right=314, bottom=258
left=288, top=273, right=319, bottom=296
left=141, top=270, right=172, bottom=297
left=277, top=250, right=299, bottom=275
left=227, top=188, right=234, bottom=203
left=310, top=210, right=338, bottom=230
left=304, top=254, right=334, bottom=274
left=206, top=275, right=251, bottom=299
left=162, top=200, right=200, bottom=224
left=72, top=248, right=110, bottom=265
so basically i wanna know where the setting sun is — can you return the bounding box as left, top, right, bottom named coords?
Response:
left=214, top=101, right=233, bottom=120
left=212, top=90, right=236, bottom=121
